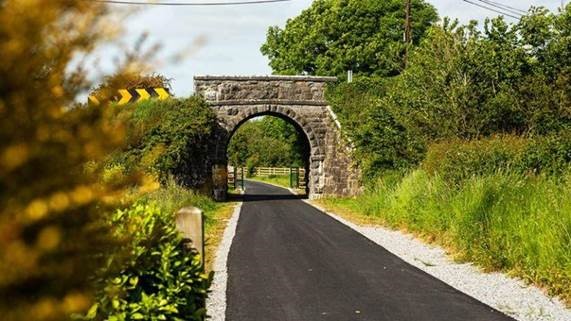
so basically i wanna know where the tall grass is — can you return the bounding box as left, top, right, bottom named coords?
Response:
left=141, top=181, right=221, bottom=230
left=321, top=170, right=571, bottom=303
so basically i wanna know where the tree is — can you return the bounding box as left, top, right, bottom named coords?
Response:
left=0, top=2, right=127, bottom=321
left=261, top=0, right=438, bottom=77
left=227, top=117, right=308, bottom=168
left=385, top=8, right=570, bottom=141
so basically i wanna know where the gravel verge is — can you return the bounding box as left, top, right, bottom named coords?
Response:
left=206, top=202, right=242, bottom=321
left=306, top=200, right=571, bottom=321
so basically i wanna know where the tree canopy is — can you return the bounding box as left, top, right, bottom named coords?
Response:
left=327, top=6, right=571, bottom=179
left=261, top=0, right=438, bottom=77
left=227, top=117, right=308, bottom=169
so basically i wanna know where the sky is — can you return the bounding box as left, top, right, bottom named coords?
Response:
left=90, top=1, right=565, bottom=96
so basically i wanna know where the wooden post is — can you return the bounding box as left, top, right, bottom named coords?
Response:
left=241, top=167, right=245, bottom=190
left=175, top=207, right=204, bottom=268
left=404, top=0, right=412, bottom=66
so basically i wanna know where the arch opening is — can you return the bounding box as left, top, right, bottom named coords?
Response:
left=223, top=111, right=313, bottom=197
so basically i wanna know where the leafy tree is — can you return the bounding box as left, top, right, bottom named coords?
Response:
left=227, top=117, right=308, bottom=168
left=261, top=0, right=438, bottom=77
left=327, top=6, right=570, bottom=178
left=386, top=8, right=570, bottom=141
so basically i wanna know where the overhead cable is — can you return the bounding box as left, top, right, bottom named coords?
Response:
left=91, top=0, right=291, bottom=6
left=461, top=0, right=522, bottom=19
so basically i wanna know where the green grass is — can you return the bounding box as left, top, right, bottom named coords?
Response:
left=249, top=174, right=292, bottom=189
left=249, top=174, right=307, bottom=194
left=317, top=170, right=571, bottom=305
left=141, top=182, right=236, bottom=271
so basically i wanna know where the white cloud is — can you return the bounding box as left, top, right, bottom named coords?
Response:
left=91, top=0, right=565, bottom=96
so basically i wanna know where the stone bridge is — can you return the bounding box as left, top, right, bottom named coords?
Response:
left=194, top=75, right=361, bottom=200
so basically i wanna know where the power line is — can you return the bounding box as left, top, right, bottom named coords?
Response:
left=461, top=0, right=522, bottom=19
left=476, top=0, right=527, bottom=15
left=91, top=0, right=291, bottom=6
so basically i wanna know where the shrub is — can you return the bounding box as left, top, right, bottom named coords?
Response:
left=423, top=131, right=571, bottom=183
left=422, top=136, right=528, bottom=183
left=84, top=201, right=211, bottom=321
left=326, top=77, right=425, bottom=181
left=109, top=97, right=218, bottom=190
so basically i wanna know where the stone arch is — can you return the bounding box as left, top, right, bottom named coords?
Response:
left=195, top=75, right=361, bottom=200
left=213, top=105, right=326, bottom=197
left=215, top=104, right=323, bottom=164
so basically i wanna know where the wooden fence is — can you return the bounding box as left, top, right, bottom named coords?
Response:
left=227, top=166, right=307, bottom=190
left=253, top=167, right=306, bottom=177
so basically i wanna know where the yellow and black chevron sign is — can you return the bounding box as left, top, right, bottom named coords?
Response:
left=88, top=87, right=171, bottom=106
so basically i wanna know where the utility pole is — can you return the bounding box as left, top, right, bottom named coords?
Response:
left=403, top=0, right=412, bottom=66
left=404, top=0, right=412, bottom=44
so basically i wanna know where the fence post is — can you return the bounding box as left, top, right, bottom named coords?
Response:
left=241, top=167, right=245, bottom=190
left=175, top=207, right=204, bottom=268
left=233, top=166, right=237, bottom=190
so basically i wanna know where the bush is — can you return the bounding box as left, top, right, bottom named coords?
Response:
left=109, top=97, right=217, bottom=190
left=326, top=77, right=425, bottom=181
left=423, top=132, right=571, bottom=183
left=84, top=200, right=211, bottom=321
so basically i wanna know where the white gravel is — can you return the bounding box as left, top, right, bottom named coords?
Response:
left=306, top=200, right=571, bottom=321
left=206, top=202, right=242, bottom=321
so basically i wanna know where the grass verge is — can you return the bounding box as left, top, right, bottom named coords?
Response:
left=140, top=183, right=237, bottom=272
left=249, top=175, right=306, bottom=194
left=315, top=170, right=571, bottom=305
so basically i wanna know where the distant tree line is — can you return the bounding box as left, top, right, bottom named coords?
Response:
left=227, top=117, right=308, bottom=170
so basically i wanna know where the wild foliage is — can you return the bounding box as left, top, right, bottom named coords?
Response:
left=83, top=197, right=211, bottom=321
left=0, top=1, right=130, bottom=320
left=327, top=6, right=570, bottom=176
left=108, top=97, right=218, bottom=191
left=261, top=0, right=438, bottom=77
left=227, top=117, right=308, bottom=169
left=386, top=10, right=570, bottom=140
left=326, top=77, right=424, bottom=180
left=423, top=132, right=571, bottom=183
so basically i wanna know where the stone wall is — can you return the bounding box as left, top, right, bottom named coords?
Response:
left=194, top=75, right=334, bottom=105
left=194, top=76, right=361, bottom=200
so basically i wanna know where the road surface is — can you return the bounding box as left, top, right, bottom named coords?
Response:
left=226, top=181, right=514, bottom=321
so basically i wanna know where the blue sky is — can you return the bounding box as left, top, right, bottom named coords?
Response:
left=91, top=1, right=564, bottom=96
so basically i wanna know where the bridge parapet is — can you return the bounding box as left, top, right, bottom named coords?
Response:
left=194, top=75, right=337, bottom=106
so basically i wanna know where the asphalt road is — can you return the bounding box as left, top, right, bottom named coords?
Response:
left=226, top=181, right=515, bottom=321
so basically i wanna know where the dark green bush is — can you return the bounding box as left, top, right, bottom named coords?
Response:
left=327, top=77, right=425, bottom=182
left=110, top=97, right=217, bottom=190
left=423, top=131, right=571, bottom=183
left=83, top=200, right=211, bottom=321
